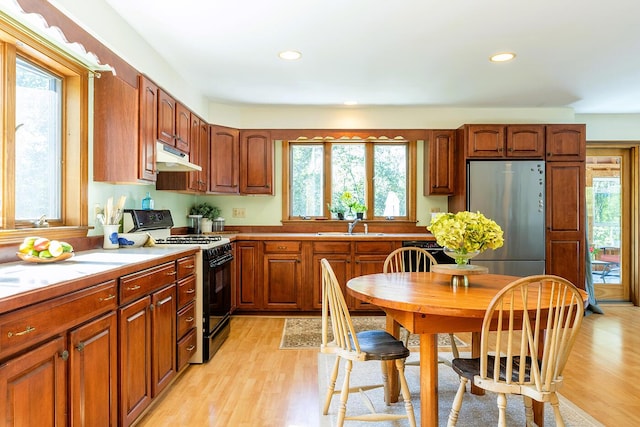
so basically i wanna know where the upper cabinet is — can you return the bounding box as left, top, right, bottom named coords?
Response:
left=94, top=73, right=147, bottom=183
left=239, top=130, right=273, bottom=195
left=138, top=75, right=158, bottom=182
left=210, top=125, right=240, bottom=194
left=426, top=129, right=456, bottom=195
left=545, top=124, right=586, bottom=162
left=157, top=90, right=190, bottom=154
left=465, top=124, right=545, bottom=158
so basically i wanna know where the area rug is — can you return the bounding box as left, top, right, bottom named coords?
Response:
left=318, top=352, right=604, bottom=427
left=280, top=316, right=467, bottom=349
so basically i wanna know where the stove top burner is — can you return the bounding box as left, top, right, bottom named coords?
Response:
left=155, top=235, right=223, bottom=245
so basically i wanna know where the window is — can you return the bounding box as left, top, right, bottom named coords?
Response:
left=15, top=57, right=63, bottom=221
left=287, top=140, right=414, bottom=221
left=0, top=21, right=89, bottom=237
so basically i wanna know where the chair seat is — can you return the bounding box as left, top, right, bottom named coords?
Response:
left=356, top=330, right=411, bottom=360
left=451, top=355, right=536, bottom=382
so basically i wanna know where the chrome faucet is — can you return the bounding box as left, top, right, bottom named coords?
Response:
left=347, top=218, right=361, bottom=234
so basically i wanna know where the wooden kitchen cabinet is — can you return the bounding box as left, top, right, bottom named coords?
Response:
left=151, top=284, right=176, bottom=397
left=235, top=241, right=262, bottom=310
left=158, top=89, right=190, bottom=154
left=465, top=124, right=545, bottom=158
left=138, top=75, right=158, bottom=182
left=175, top=103, right=191, bottom=154
left=210, top=125, right=240, bottom=194
left=69, top=311, right=118, bottom=427
left=0, top=337, right=67, bottom=426
left=426, top=129, right=456, bottom=195
left=545, top=124, right=586, bottom=162
left=94, top=73, right=144, bottom=183
left=263, top=241, right=303, bottom=310
left=176, top=254, right=197, bottom=371
left=546, top=161, right=586, bottom=289
left=311, top=241, right=352, bottom=310
left=352, top=241, right=394, bottom=311
left=240, top=130, right=273, bottom=195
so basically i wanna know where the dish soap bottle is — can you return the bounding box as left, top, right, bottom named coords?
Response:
left=142, top=192, right=154, bottom=210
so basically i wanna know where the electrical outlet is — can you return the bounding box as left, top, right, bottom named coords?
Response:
left=232, top=208, right=246, bottom=218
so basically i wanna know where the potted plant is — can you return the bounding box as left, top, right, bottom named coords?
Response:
left=327, top=203, right=346, bottom=220
left=352, top=202, right=367, bottom=219
left=190, top=203, right=221, bottom=232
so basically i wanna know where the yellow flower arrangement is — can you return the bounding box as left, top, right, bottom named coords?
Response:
left=427, top=211, right=504, bottom=255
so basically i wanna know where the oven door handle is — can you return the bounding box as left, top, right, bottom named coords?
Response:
left=208, top=253, right=234, bottom=268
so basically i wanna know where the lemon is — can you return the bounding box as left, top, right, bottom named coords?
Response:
left=49, top=240, right=64, bottom=257
left=38, top=250, right=53, bottom=258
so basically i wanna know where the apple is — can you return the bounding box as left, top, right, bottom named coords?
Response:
left=33, top=237, right=50, bottom=252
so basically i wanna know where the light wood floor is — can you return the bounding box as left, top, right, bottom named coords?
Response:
left=136, top=305, right=639, bottom=427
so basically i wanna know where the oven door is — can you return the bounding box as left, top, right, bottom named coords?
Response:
left=202, top=253, right=233, bottom=361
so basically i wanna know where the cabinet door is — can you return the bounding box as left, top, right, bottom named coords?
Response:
left=466, top=125, right=505, bottom=157
left=119, top=296, right=152, bottom=427
left=506, top=125, right=545, bottom=158
left=69, top=312, right=117, bottom=427
left=311, top=254, right=351, bottom=311
left=138, top=75, right=158, bottom=182
left=189, top=116, right=209, bottom=192
left=210, top=125, right=240, bottom=194
left=546, top=162, right=586, bottom=289
left=426, top=130, right=455, bottom=195
left=175, top=103, right=191, bottom=154
left=240, top=130, right=273, bottom=194
left=157, top=89, right=176, bottom=147
left=93, top=73, right=139, bottom=183
left=151, top=285, right=176, bottom=397
left=263, top=254, right=302, bottom=310
left=0, top=337, right=67, bottom=426
left=546, top=124, right=586, bottom=162
left=235, top=242, right=262, bottom=310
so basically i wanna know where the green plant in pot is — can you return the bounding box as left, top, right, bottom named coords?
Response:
left=190, top=203, right=221, bottom=232
left=327, top=203, right=346, bottom=220
left=352, top=202, right=367, bottom=219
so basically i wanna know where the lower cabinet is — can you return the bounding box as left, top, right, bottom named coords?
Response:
left=0, top=337, right=67, bottom=426
left=119, top=284, right=177, bottom=427
left=69, top=312, right=118, bottom=427
left=263, top=254, right=303, bottom=310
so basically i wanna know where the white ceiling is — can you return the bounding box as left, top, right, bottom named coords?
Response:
left=104, top=0, right=640, bottom=113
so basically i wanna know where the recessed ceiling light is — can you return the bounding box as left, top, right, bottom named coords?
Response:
left=344, top=101, right=358, bottom=106
left=490, top=52, right=516, bottom=62
left=278, top=50, right=302, bottom=60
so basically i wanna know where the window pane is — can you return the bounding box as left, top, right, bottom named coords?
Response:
left=332, top=144, right=365, bottom=213
left=374, top=144, right=407, bottom=217
left=15, top=58, right=62, bottom=221
left=290, top=144, right=324, bottom=217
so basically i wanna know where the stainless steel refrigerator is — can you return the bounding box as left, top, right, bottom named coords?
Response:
left=467, top=160, right=545, bottom=277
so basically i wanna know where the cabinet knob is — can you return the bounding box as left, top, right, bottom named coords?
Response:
left=60, top=350, right=69, bottom=361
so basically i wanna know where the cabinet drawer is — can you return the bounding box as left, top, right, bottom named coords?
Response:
left=177, top=255, right=197, bottom=279
left=0, top=280, right=117, bottom=359
left=177, top=301, right=196, bottom=339
left=264, top=241, right=300, bottom=253
left=177, top=275, right=196, bottom=308
left=177, top=328, right=197, bottom=371
left=120, top=262, right=175, bottom=305
left=354, top=241, right=394, bottom=254
left=313, top=241, right=351, bottom=253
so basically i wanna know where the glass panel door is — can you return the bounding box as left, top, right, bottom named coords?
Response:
left=586, top=148, right=630, bottom=301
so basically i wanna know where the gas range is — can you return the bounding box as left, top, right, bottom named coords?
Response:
left=154, top=234, right=231, bottom=251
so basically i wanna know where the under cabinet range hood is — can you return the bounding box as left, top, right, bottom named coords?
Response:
left=155, top=142, right=202, bottom=172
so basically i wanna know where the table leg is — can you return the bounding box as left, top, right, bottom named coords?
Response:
left=385, top=316, right=401, bottom=403
left=420, top=333, right=438, bottom=427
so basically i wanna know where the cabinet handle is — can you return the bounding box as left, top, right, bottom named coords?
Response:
left=547, top=152, right=552, bottom=156
left=165, top=271, right=176, bottom=276
left=99, top=294, right=116, bottom=302
left=7, top=325, right=36, bottom=338
left=59, top=350, right=69, bottom=361
left=265, top=184, right=270, bottom=188
left=277, top=246, right=287, bottom=250
left=76, top=342, right=85, bottom=352
left=508, top=147, right=514, bottom=152
left=186, top=289, right=195, bottom=294
left=498, top=147, right=503, bottom=152
left=185, top=264, right=195, bottom=269
left=185, top=317, right=194, bottom=323
left=126, top=285, right=141, bottom=291
left=186, top=345, right=195, bottom=352
left=157, top=296, right=172, bottom=306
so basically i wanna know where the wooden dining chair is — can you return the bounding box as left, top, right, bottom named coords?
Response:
left=447, top=275, right=585, bottom=427
left=320, top=258, right=416, bottom=427
left=383, top=247, right=460, bottom=360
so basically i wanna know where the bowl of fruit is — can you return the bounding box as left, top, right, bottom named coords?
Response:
left=16, top=237, right=74, bottom=263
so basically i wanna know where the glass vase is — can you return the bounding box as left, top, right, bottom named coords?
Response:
left=444, top=248, right=480, bottom=266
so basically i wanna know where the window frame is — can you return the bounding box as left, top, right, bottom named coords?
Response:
left=0, top=19, right=89, bottom=242
left=283, top=138, right=417, bottom=223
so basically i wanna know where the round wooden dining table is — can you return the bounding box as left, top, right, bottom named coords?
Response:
left=347, top=271, right=588, bottom=427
